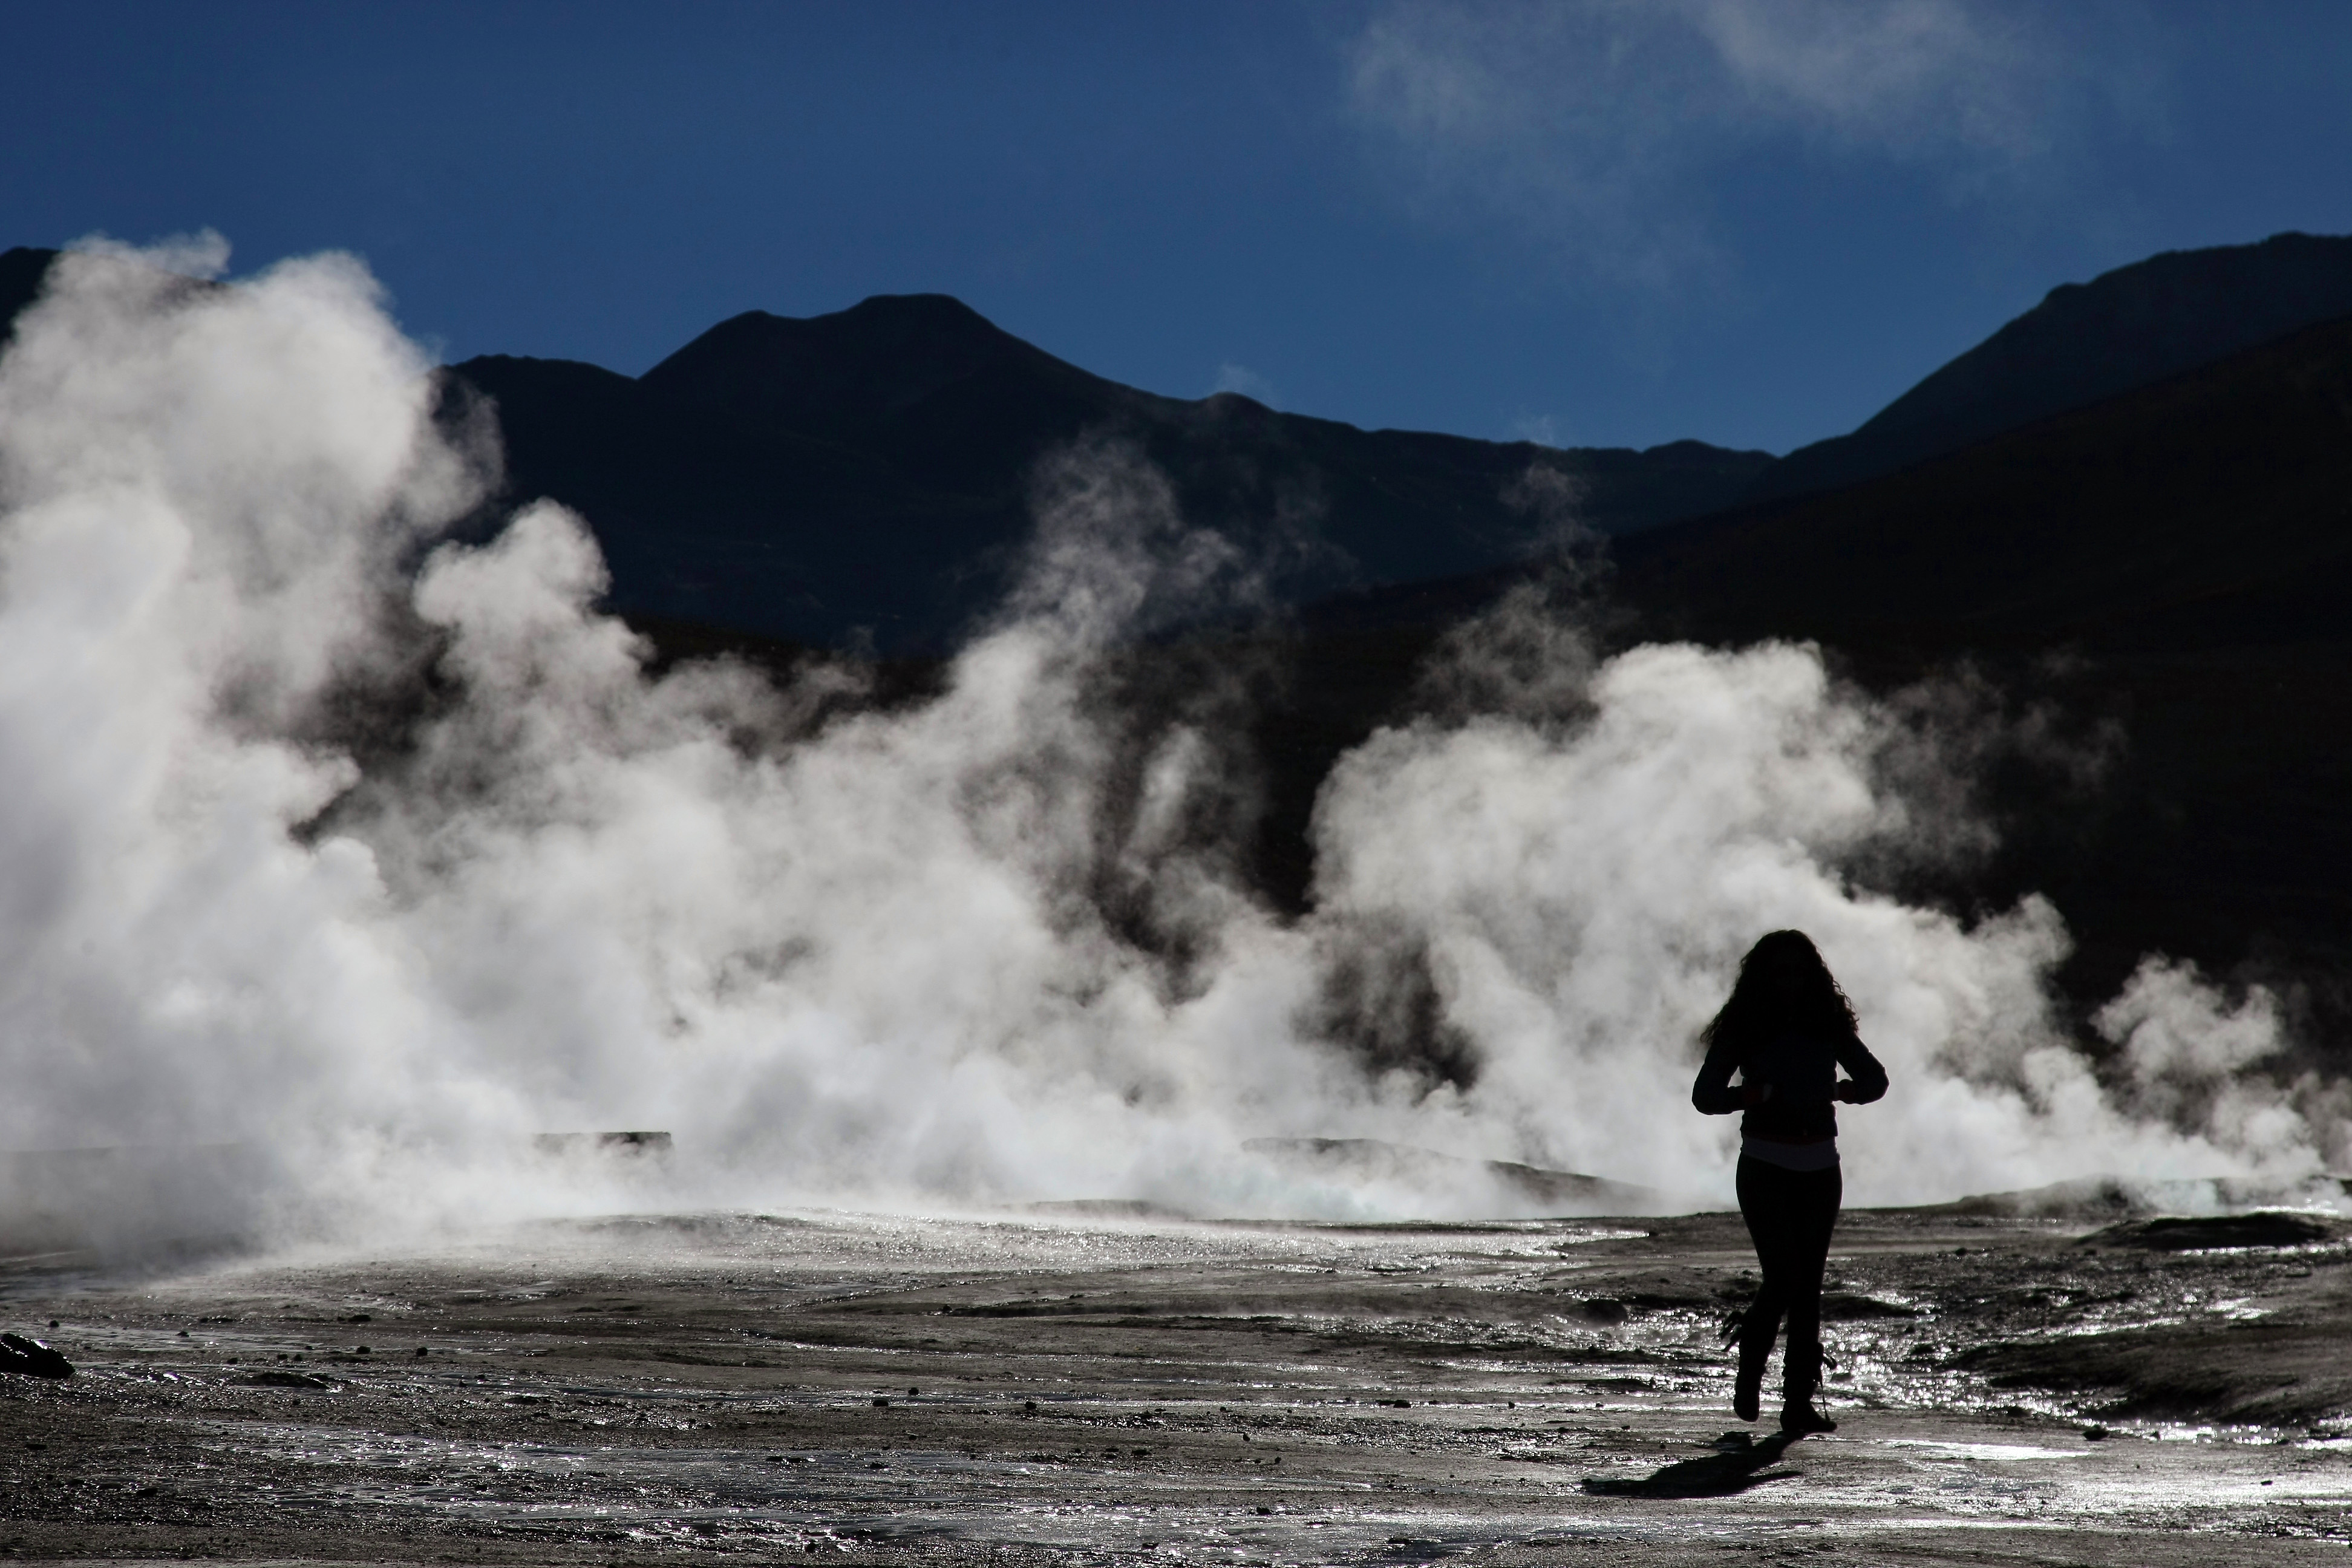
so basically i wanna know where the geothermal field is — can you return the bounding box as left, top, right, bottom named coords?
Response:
left=8, top=1196, right=2352, bottom=1564
left=5, top=233, right=2352, bottom=1564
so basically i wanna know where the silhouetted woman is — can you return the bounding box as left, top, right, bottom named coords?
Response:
left=1691, top=930, right=1887, bottom=1434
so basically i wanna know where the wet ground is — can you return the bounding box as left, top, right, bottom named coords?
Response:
left=5, top=1201, right=2352, bottom=1565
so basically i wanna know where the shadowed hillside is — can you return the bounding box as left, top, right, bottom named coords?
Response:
left=1261, top=310, right=2352, bottom=1037
left=1625, top=312, right=2352, bottom=1021
left=1750, top=230, right=2352, bottom=503
left=0, top=246, right=60, bottom=339
left=1, top=250, right=1771, bottom=656
left=446, top=295, right=1768, bottom=649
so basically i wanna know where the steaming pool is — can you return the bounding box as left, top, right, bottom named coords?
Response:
left=7, top=1202, right=2352, bottom=1565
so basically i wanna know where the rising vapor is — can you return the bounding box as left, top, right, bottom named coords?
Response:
left=0, top=241, right=2336, bottom=1251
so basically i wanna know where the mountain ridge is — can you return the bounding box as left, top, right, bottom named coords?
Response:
left=1749, top=229, right=2352, bottom=503
left=443, top=291, right=1772, bottom=648
left=15, top=233, right=2352, bottom=656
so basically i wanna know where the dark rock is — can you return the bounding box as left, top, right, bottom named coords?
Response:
left=2080, top=1212, right=2337, bottom=1252
left=243, top=1370, right=332, bottom=1390
left=0, top=1332, right=72, bottom=1379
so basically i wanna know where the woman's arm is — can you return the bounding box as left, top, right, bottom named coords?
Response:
left=1691, top=1039, right=1751, bottom=1114
left=1832, top=1034, right=1889, bottom=1104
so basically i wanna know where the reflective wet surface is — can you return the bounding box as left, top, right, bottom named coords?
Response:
left=5, top=1203, right=2352, bottom=1563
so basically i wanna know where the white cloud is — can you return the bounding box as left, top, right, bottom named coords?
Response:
left=1344, top=0, right=2128, bottom=285
left=1688, top=0, right=2054, bottom=157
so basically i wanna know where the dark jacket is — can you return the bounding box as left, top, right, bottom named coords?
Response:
left=1691, top=1027, right=1888, bottom=1142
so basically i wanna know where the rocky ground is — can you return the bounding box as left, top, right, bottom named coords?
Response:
left=5, top=1201, right=2352, bottom=1565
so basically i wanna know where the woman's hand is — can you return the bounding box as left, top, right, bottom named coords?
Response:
left=1740, top=1081, right=1775, bottom=1106
left=1832, top=1079, right=1863, bottom=1103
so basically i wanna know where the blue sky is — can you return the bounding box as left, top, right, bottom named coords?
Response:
left=6, top=1, right=2348, bottom=454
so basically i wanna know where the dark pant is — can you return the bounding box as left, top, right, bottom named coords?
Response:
left=1735, top=1155, right=1842, bottom=1402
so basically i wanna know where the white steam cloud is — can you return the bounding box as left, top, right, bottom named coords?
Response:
left=0, top=242, right=2337, bottom=1248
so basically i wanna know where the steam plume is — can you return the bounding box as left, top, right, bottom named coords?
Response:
left=0, top=241, right=2337, bottom=1246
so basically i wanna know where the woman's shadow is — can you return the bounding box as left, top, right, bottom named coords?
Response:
left=1580, top=1431, right=1805, bottom=1498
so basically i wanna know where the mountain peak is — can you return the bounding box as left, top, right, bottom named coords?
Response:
left=639, top=292, right=1115, bottom=434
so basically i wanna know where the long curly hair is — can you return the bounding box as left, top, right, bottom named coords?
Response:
left=1699, top=929, right=1859, bottom=1054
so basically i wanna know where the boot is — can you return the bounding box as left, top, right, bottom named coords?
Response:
left=1731, top=1313, right=1772, bottom=1423
left=1779, top=1340, right=1837, bottom=1435
left=1721, top=1301, right=1775, bottom=1423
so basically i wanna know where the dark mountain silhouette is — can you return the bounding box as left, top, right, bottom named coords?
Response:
left=0, top=246, right=59, bottom=340
left=1, top=245, right=1771, bottom=649
left=449, top=295, right=1769, bottom=648
left=1749, top=230, right=2352, bottom=503
left=1620, top=312, right=2352, bottom=654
